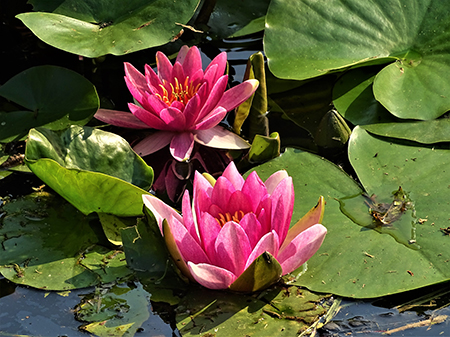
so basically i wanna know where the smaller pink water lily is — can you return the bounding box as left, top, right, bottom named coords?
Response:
left=143, top=161, right=327, bottom=292
left=95, top=45, right=258, bottom=162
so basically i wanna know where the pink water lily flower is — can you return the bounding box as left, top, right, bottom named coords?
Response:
left=143, top=161, right=327, bottom=292
left=95, top=45, right=258, bottom=162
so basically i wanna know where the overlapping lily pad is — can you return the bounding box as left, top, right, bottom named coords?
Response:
left=0, top=192, right=131, bottom=290
left=0, top=66, right=99, bottom=143
left=25, top=126, right=153, bottom=216
left=249, top=143, right=450, bottom=298
left=264, top=0, right=450, bottom=119
left=18, top=0, right=200, bottom=57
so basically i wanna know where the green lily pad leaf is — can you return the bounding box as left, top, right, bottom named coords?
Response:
left=314, top=109, right=351, bottom=149
left=249, top=146, right=450, bottom=298
left=0, top=65, right=98, bottom=143
left=248, top=132, right=280, bottom=164
left=0, top=192, right=130, bottom=290
left=17, top=0, right=200, bottom=57
left=264, top=0, right=450, bottom=119
left=362, top=119, right=450, bottom=144
left=332, top=67, right=398, bottom=126
left=25, top=126, right=153, bottom=216
left=98, top=213, right=136, bottom=246
left=176, top=285, right=331, bottom=336
left=121, top=210, right=185, bottom=304
left=203, top=0, right=270, bottom=38
left=76, top=283, right=151, bottom=337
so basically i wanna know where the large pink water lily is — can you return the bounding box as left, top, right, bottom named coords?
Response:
left=95, top=45, right=258, bottom=162
left=143, top=161, right=327, bottom=292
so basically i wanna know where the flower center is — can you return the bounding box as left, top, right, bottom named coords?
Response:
left=215, top=210, right=245, bottom=227
left=156, top=77, right=201, bottom=105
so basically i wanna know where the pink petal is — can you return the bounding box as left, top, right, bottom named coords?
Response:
left=270, top=177, right=294, bottom=243
left=196, top=75, right=228, bottom=122
left=193, top=106, right=227, bottom=130
left=222, top=161, right=244, bottom=190
left=168, top=214, right=210, bottom=265
left=244, top=230, right=280, bottom=270
left=181, top=190, right=200, bottom=245
left=133, top=131, right=174, bottom=157
left=242, top=171, right=267, bottom=213
left=277, top=224, right=327, bottom=275
left=194, top=126, right=250, bottom=149
left=214, top=222, right=252, bottom=276
left=183, top=94, right=201, bottom=128
left=205, top=52, right=227, bottom=84
left=124, top=62, right=147, bottom=104
left=227, top=190, right=253, bottom=215
left=202, top=64, right=218, bottom=93
left=265, top=170, right=289, bottom=195
left=239, top=212, right=264, bottom=249
left=172, top=61, right=185, bottom=84
left=170, top=100, right=185, bottom=112
left=211, top=176, right=235, bottom=211
left=145, top=64, right=164, bottom=95
left=188, top=262, right=236, bottom=289
left=94, top=109, right=151, bottom=129
left=193, top=171, right=213, bottom=215
left=181, top=46, right=203, bottom=79
left=129, top=103, right=171, bottom=130
left=160, top=107, right=186, bottom=130
left=197, top=212, right=222, bottom=261
left=175, top=45, right=190, bottom=64
left=216, top=79, right=259, bottom=111
left=156, top=51, right=173, bottom=82
left=170, top=132, right=194, bottom=162
left=142, top=194, right=183, bottom=233
left=142, top=91, right=169, bottom=115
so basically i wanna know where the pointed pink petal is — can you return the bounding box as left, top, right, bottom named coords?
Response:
left=205, top=52, right=227, bottom=84
left=194, top=126, right=250, bottom=149
left=129, top=103, right=171, bottom=130
left=196, top=75, right=228, bottom=122
left=159, top=107, right=186, bottom=130
left=227, top=190, right=253, bottom=216
left=181, top=190, right=200, bottom=245
left=193, top=106, right=227, bottom=130
left=183, top=94, right=201, bottom=128
left=203, top=64, right=218, bottom=92
left=124, top=62, right=147, bottom=104
left=145, top=64, right=164, bottom=95
left=277, top=224, right=327, bottom=275
left=222, top=161, right=244, bottom=190
left=175, top=45, right=190, bottom=64
left=188, top=262, right=236, bottom=289
left=156, top=51, right=173, bottom=82
left=170, top=100, right=185, bottom=112
left=142, top=194, right=182, bottom=233
left=133, top=131, right=174, bottom=157
left=265, top=170, right=289, bottom=195
left=94, top=109, right=151, bottom=129
left=216, top=79, right=259, bottom=111
left=182, top=46, right=202, bottom=79
left=207, top=203, right=224, bottom=219
left=142, top=92, right=169, bottom=115
left=239, top=212, right=264, bottom=249
left=270, top=177, right=294, bottom=243
left=242, top=171, right=267, bottom=213
left=172, top=61, right=185, bottom=83
left=214, top=222, right=252, bottom=276
left=168, top=214, right=210, bottom=264
left=193, top=171, right=213, bottom=216
left=211, top=176, right=235, bottom=211
left=244, top=230, right=280, bottom=270
left=197, top=212, right=222, bottom=262
left=170, top=132, right=194, bottom=162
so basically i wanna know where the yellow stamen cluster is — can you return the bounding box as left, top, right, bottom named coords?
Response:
left=215, top=210, right=245, bottom=227
left=155, top=76, right=201, bottom=105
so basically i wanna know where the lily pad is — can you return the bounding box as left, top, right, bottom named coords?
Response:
left=0, top=192, right=131, bottom=290
left=25, top=126, right=153, bottom=216
left=18, top=0, right=200, bottom=57
left=0, top=65, right=99, bottom=143
left=264, top=0, right=450, bottom=119
left=249, top=145, right=450, bottom=298
left=176, top=285, right=330, bottom=336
